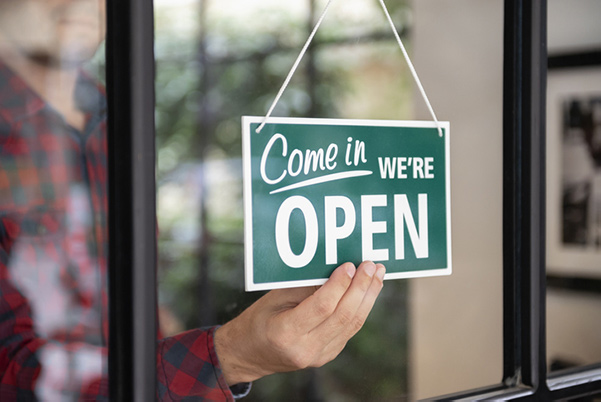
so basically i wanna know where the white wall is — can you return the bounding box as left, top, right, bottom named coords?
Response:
left=410, top=1, right=504, bottom=398
left=410, top=0, right=601, bottom=399
left=548, top=0, right=601, bottom=53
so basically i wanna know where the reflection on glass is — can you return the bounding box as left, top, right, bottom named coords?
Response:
left=0, top=0, right=108, bottom=399
left=156, top=0, right=412, bottom=400
left=548, top=96, right=601, bottom=374
left=561, top=98, right=601, bottom=247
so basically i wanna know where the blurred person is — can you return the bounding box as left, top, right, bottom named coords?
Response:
left=0, top=0, right=386, bottom=400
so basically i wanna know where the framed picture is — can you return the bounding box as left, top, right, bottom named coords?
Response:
left=547, top=50, right=601, bottom=279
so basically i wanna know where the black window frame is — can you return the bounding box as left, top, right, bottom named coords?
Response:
left=104, top=0, right=601, bottom=400
left=106, top=0, right=157, bottom=400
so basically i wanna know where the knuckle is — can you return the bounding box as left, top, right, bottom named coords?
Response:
left=315, top=344, right=345, bottom=368
left=356, top=273, right=373, bottom=292
left=312, top=355, right=330, bottom=368
left=350, top=316, right=365, bottom=333
left=315, top=352, right=340, bottom=367
left=336, top=309, right=354, bottom=327
left=313, top=297, right=335, bottom=318
left=266, top=328, right=291, bottom=352
left=362, top=274, right=375, bottom=289
left=288, top=349, right=312, bottom=370
left=312, top=351, right=333, bottom=368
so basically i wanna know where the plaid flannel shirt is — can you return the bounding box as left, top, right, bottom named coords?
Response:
left=0, top=62, right=241, bottom=401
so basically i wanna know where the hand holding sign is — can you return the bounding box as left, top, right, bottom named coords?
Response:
left=214, top=261, right=386, bottom=385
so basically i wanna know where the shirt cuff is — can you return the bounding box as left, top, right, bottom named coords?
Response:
left=230, top=382, right=252, bottom=399
left=205, top=326, right=253, bottom=400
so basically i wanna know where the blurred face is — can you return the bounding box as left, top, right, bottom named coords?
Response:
left=0, top=0, right=106, bottom=66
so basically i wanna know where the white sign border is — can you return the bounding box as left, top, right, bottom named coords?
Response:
left=242, top=116, right=452, bottom=292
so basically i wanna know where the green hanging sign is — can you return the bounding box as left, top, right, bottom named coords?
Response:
left=243, top=116, right=451, bottom=291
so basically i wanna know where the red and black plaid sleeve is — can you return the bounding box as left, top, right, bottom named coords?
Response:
left=0, top=256, right=44, bottom=400
left=157, top=327, right=237, bottom=401
left=0, top=62, right=242, bottom=401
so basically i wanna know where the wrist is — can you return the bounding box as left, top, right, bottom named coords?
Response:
left=214, top=321, right=269, bottom=385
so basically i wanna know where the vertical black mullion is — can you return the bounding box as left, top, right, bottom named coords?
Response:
left=107, top=0, right=157, bottom=401
left=502, top=0, right=547, bottom=393
left=525, top=1, right=547, bottom=391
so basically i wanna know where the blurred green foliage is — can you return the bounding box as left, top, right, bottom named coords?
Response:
left=155, top=1, right=412, bottom=400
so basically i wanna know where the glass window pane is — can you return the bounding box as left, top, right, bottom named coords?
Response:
left=546, top=0, right=601, bottom=375
left=155, top=0, right=414, bottom=400
left=410, top=1, right=504, bottom=398
left=0, top=0, right=108, bottom=399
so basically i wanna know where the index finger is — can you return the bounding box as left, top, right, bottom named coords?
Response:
left=284, top=263, right=356, bottom=333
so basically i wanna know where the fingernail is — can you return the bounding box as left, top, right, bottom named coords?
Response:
left=364, top=262, right=376, bottom=278
left=345, top=264, right=356, bottom=279
left=376, top=266, right=386, bottom=280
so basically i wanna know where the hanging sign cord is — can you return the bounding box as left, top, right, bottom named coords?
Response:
left=378, top=0, right=443, bottom=137
left=256, top=0, right=443, bottom=138
left=256, top=0, right=335, bottom=134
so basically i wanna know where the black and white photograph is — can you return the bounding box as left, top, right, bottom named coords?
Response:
left=560, top=95, right=601, bottom=248
left=547, top=61, right=601, bottom=278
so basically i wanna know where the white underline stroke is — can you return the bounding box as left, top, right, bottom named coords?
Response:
left=269, top=170, right=373, bottom=195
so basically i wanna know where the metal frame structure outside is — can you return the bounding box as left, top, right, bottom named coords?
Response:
left=104, top=0, right=601, bottom=400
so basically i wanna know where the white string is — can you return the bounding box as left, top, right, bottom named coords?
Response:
left=256, top=0, right=443, bottom=138
left=255, top=0, right=335, bottom=133
left=378, top=0, right=443, bottom=137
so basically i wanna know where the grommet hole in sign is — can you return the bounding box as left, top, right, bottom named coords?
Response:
left=243, top=0, right=451, bottom=291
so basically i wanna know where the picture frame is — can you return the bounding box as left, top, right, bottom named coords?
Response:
left=546, top=49, right=601, bottom=281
